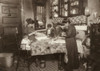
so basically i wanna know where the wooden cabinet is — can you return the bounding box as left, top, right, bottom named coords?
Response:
left=2, top=26, right=21, bottom=52
left=0, top=27, right=3, bottom=52
left=0, top=3, right=22, bottom=52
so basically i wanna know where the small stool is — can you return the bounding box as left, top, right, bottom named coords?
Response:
left=0, top=53, right=13, bottom=68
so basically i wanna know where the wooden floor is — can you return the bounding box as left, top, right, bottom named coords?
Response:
left=0, top=60, right=91, bottom=71
left=0, top=53, right=98, bottom=71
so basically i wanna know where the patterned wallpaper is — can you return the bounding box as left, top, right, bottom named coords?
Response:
left=51, top=15, right=87, bottom=25
left=69, top=15, right=86, bottom=24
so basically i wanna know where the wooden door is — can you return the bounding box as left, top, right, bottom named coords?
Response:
left=0, top=3, right=22, bottom=52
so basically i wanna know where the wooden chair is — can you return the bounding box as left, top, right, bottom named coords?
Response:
left=15, top=44, right=31, bottom=71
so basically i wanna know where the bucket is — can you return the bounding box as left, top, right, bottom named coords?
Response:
left=0, top=53, right=13, bottom=67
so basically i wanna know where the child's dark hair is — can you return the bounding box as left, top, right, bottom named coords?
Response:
left=47, top=24, right=52, bottom=28
left=26, top=18, right=34, bottom=24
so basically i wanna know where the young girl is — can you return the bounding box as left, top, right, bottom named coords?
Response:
left=46, top=23, right=55, bottom=38
left=82, top=36, right=90, bottom=58
left=82, top=35, right=91, bottom=69
left=21, top=35, right=31, bottom=50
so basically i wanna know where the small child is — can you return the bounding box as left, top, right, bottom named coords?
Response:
left=21, top=35, right=31, bottom=50
left=82, top=35, right=91, bottom=69
left=46, top=24, right=55, bottom=38
left=82, top=36, right=90, bottom=58
left=76, top=38, right=84, bottom=58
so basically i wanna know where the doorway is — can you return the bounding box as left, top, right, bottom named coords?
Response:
left=0, top=3, right=22, bottom=52
left=33, top=0, right=47, bottom=30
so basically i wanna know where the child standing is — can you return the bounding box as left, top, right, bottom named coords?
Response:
left=21, top=35, right=31, bottom=50
left=82, top=35, right=91, bottom=69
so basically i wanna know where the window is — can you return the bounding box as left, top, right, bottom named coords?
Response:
left=69, top=0, right=84, bottom=16
left=51, top=0, right=59, bottom=18
left=34, top=0, right=47, bottom=30
left=50, top=0, right=84, bottom=17
left=59, top=0, right=69, bottom=17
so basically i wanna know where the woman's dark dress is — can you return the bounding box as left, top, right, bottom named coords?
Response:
left=65, top=25, right=79, bottom=69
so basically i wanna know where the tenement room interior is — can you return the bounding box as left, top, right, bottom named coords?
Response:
left=0, top=0, right=100, bottom=71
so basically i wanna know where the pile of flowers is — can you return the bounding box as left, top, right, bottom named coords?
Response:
left=30, top=38, right=67, bottom=56
left=31, top=39, right=50, bottom=55
left=26, top=31, right=68, bottom=63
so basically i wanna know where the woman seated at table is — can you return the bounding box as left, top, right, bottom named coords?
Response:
left=24, top=18, right=35, bottom=35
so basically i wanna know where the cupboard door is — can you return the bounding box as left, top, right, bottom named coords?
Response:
left=0, top=3, right=21, bottom=26
left=0, top=3, right=22, bottom=52
left=0, top=26, right=3, bottom=52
